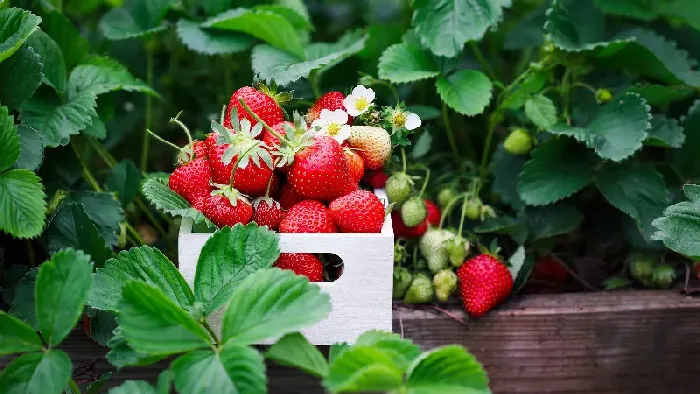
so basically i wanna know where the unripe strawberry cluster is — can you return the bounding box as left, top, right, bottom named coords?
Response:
left=162, top=84, right=421, bottom=282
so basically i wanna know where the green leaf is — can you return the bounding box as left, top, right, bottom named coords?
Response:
left=14, top=125, right=43, bottom=171
left=645, top=114, right=685, bottom=148
left=510, top=247, right=534, bottom=294
left=517, top=138, right=592, bottom=206
left=324, top=346, right=404, bottom=393
left=26, top=30, right=65, bottom=93
left=355, top=330, right=422, bottom=370
left=507, top=245, right=526, bottom=279
left=0, top=350, right=71, bottom=394
left=412, top=0, right=508, bottom=57
left=252, top=31, right=367, bottom=86
left=99, top=0, right=174, bottom=40
left=106, top=331, right=166, bottom=368
left=627, top=84, right=694, bottom=106
left=9, top=269, right=38, bottom=330
left=171, top=343, right=266, bottom=394
left=195, top=224, right=280, bottom=315
left=45, top=202, right=112, bottom=268
left=501, top=70, right=548, bottom=110
left=142, top=177, right=211, bottom=224
left=204, top=7, right=305, bottom=58
left=266, top=332, right=329, bottom=378
left=36, top=248, right=92, bottom=346
left=436, top=70, right=493, bottom=116
left=68, top=57, right=158, bottom=97
left=87, top=309, right=117, bottom=346
left=524, top=94, right=557, bottom=129
left=504, top=4, right=547, bottom=50
left=0, top=105, right=19, bottom=172
left=544, top=0, right=625, bottom=52
left=0, top=45, right=43, bottom=110
left=0, top=169, right=46, bottom=238
left=377, top=42, right=439, bottom=84
left=491, top=145, right=526, bottom=209
left=525, top=203, right=584, bottom=241
left=0, top=310, right=42, bottom=355
left=117, top=281, right=211, bottom=355
left=652, top=184, right=700, bottom=259
left=0, top=8, right=41, bottom=63
left=66, top=191, right=124, bottom=248
left=474, top=215, right=529, bottom=244
left=407, top=106, right=440, bottom=121
left=593, top=0, right=657, bottom=20
left=329, top=343, right=349, bottom=364
left=596, top=162, right=669, bottom=237
left=674, top=100, right=700, bottom=177
left=89, top=246, right=194, bottom=311
left=106, top=160, right=141, bottom=206
left=40, top=11, right=89, bottom=68
left=256, top=4, right=312, bottom=31
left=411, top=131, right=433, bottom=159
left=405, top=345, right=490, bottom=394
left=85, top=371, right=112, bottom=394
left=221, top=268, right=331, bottom=345
left=548, top=93, right=651, bottom=162
left=176, top=19, right=254, bottom=56
left=107, top=381, right=157, bottom=394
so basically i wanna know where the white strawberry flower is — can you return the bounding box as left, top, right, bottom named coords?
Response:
left=343, top=85, right=375, bottom=116
left=391, top=109, right=421, bottom=131
left=310, top=109, right=351, bottom=143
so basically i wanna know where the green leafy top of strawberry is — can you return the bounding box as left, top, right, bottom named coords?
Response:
left=211, top=106, right=274, bottom=172
left=211, top=183, right=250, bottom=207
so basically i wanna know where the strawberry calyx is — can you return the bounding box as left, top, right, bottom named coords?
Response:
left=252, top=196, right=280, bottom=210
left=254, top=81, right=293, bottom=107
left=211, top=183, right=249, bottom=207
left=477, top=240, right=502, bottom=262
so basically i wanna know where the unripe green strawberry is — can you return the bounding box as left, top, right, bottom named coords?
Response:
left=629, top=253, right=656, bottom=286
left=503, top=128, right=533, bottom=155
left=401, top=197, right=427, bottom=227
left=419, top=228, right=453, bottom=273
left=393, top=267, right=413, bottom=299
left=596, top=88, right=613, bottom=103
left=385, top=172, right=414, bottom=207
left=433, top=269, right=458, bottom=302
left=446, top=236, right=470, bottom=268
left=437, top=188, right=458, bottom=209
left=403, top=274, right=434, bottom=304
left=464, top=197, right=482, bottom=221
left=394, top=242, right=407, bottom=264
left=652, top=263, right=677, bottom=289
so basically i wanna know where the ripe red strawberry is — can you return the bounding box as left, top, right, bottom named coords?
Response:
left=205, top=133, right=218, bottom=149
left=344, top=149, right=365, bottom=185
left=347, top=126, right=391, bottom=169
left=208, top=143, right=274, bottom=197
left=329, top=190, right=385, bottom=233
left=391, top=211, right=427, bottom=239
left=193, top=140, right=208, bottom=159
left=457, top=254, right=513, bottom=317
left=279, top=183, right=303, bottom=210
left=527, top=256, right=569, bottom=291
left=202, top=194, right=253, bottom=228
left=279, top=200, right=337, bottom=233
left=307, top=92, right=353, bottom=125
left=424, top=199, right=441, bottom=227
left=269, top=173, right=282, bottom=199
left=169, top=157, right=213, bottom=205
left=252, top=198, right=284, bottom=230
left=224, top=86, right=284, bottom=130
left=263, top=121, right=291, bottom=148
left=362, top=169, right=388, bottom=189
left=274, top=253, right=324, bottom=282
left=288, top=136, right=355, bottom=202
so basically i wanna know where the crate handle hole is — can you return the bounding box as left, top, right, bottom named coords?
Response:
left=274, top=253, right=344, bottom=283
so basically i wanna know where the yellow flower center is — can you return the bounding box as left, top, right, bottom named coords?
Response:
left=355, top=97, right=369, bottom=111
left=327, top=123, right=341, bottom=136
left=392, top=112, right=406, bottom=128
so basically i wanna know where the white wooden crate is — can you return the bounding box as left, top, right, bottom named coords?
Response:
left=178, top=189, right=394, bottom=345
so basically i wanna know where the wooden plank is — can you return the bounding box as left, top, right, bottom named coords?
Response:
left=3, top=291, right=700, bottom=393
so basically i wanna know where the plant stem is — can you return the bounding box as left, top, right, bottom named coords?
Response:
left=469, top=42, right=498, bottom=82
left=309, top=71, right=321, bottom=99
left=238, top=99, right=286, bottom=142
left=400, top=147, right=407, bottom=173
left=479, top=110, right=501, bottom=177
left=439, top=194, right=465, bottom=228
left=572, top=82, right=597, bottom=96
left=418, top=168, right=430, bottom=198
left=441, top=102, right=460, bottom=167
left=88, top=138, right=116, bottom=167
left=229, top=143, right=259, bottom=185
left=69, top=379, right=80, bottom=394
left=203, top=321, right=220, bottom=345
left=140, top=42, right=156, bottom=173
left=456, top=194, right=469, bottom=236
left=560, top=69, right=572, bottom=124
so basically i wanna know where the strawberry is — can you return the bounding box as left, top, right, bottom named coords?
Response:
left=391, top=211, right=427, bottom=239
left=347, top=126, right=391, bottom=170
left=279, top=183, right=304, bottom=210
left=268, top=173, right=282, bottom=199
left=344, top=149, right=365, bottom=185
left=503, top=128, right=533, bottom=155
left=224, top=86, right=284, bottom=130
left=287, top=136, right=355, bottom=202
left=385, top=172, right=413, bottom=206
left=252, top=197, right=284, bottom=230
left=457, top=254, right=513, bottom=317
left=424, top=199, right=441, bottom=227
left=437, top=188, right=458, bottom=209
left=400, top=197, right=427, bottom=227
left=274, top=253, right=324, bottom=282
left=362, top=169, right=388, bottom=189
left=208, top=143, right=274, bottom=197
left=202, top=193, right=253, bottom=228
left=168, top=157, right=213, bottom=205
left=263, top=121, right=292, bottom=148
left=329, top=190, right=385, bottom=233
left=531, top=256, right=568, bottom=285
left=307, top=92, right=353, bottom=125
left=419, top=228, right=453, bottom=273
left=434, top=269, right=458, bottom=302
left=279, top=200, right=338, bottom=233
left=193, top=140, right=209, bottom=159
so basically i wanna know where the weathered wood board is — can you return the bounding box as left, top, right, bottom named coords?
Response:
left=4, top=291, right=700, bottom=393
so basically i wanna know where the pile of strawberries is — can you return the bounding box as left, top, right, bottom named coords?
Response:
left=165, top=85, right=397, bottom=282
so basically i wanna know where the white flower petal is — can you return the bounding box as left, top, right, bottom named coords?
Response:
left=342, top=96, right=354, bottom=112
left=310, top=119, right=327, bottom=129
left=329, top=109, right=349, bottom=124
left=405, top=113, right=421, bottom=130
left=319, top=108, right=334, bottom=121
left=365, top=87, right=376, bottom=102
left=334, top=125, right=351, bottom=143
left=352, top=85, right=367, bottom=97
left=345, top=104, right=362, bottom=117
